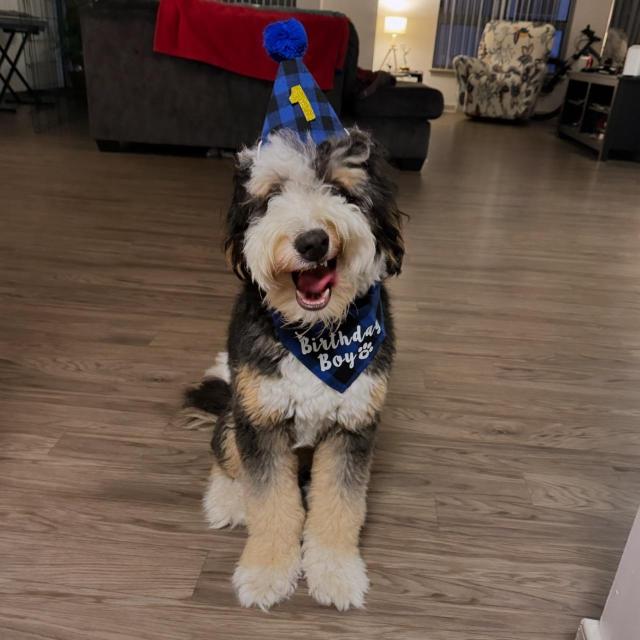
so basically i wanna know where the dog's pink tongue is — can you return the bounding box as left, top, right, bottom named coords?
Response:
left=297, top=265, right=336, bottom=295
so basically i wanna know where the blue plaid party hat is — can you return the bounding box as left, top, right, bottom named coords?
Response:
left=262, top=19, right=345, bottom=145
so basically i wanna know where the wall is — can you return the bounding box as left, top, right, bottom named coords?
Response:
left=323, top=0, right=378, bottom=68
left=298, top=0, right=379, bottom=68
left=599, top=509, right=640, bottom=640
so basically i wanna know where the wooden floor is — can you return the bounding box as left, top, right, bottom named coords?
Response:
left=2, top=111, right=640, bottom=640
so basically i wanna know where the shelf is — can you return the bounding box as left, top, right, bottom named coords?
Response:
left=587, top=104, right=610, bottom=114
left=568, top=71, right=620, bottom=87
left=560, top=75, right=640, bottom=162
left=559, top=124, right=603, bottom=152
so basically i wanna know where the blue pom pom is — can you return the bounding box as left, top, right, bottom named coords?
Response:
left=263, top=19, right=308, bottom=62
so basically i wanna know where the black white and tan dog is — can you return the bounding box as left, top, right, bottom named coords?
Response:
left=178, top=19, right=404, bottom=611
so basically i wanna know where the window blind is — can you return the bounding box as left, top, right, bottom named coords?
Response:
left=433, top=0, right=572, bottom=69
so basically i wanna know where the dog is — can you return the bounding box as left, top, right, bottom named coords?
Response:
left=179, top=126, right=404, bottom=610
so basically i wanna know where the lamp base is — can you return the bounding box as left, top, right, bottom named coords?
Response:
left=380, top=43, right=399, bottom=71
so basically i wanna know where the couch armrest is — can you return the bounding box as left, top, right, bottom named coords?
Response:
left=453, top=56, right=493, bottom=106
left=453, top=56, right=491, bottom=84
left=351, top=82, right=444, bottom=120
left=523, top=60, right=549, bottom=88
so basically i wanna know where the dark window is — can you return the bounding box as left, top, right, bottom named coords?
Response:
left=433, top=0, right=574, bottom=70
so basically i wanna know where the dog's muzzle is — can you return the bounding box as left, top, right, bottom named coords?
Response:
left=292, top=228, right=337, bottom=312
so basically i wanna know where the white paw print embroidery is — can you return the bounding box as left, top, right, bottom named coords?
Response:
left=358, top=342, right=374, bottom=360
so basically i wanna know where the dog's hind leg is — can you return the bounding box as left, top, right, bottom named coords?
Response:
left=174, top=352, right=246, bottom=527
left=203, top=461, right=246, bottom=529
left=203, top=411, right=246, bottom=529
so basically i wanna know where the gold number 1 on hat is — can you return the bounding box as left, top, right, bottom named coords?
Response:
left=289, top=85, right=316, bottom=122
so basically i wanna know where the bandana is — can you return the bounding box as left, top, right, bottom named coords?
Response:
left=272, top=284, right=386, bottom=393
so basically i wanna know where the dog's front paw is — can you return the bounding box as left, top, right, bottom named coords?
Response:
left=232, top=559, right=301, bottom=610
left=202, top=472, right=245, bottom=529
left=302, top=543, right=369, bottom=611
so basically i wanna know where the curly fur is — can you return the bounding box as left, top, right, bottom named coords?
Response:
left=225, top=128, right=404, bottom=326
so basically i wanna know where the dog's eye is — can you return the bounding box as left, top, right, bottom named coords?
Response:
left=248, top=186, right=280, bottom=220
left=329, top=182, right=348, bottom=198
left=330, top=182, right=359, bottom=205
left=329, top=163, right=368, bottom=197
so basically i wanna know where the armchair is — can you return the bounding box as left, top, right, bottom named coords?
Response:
left=453, top=20, right=555, bottom=120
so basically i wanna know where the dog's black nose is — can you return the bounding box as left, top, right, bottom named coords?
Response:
left=294, top=228, right=329, bottom=263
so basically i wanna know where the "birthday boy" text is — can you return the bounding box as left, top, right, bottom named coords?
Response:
left=296, top=320, right=382, bottom=372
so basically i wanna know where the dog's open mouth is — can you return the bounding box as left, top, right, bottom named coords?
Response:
left=292, top=257, right=337, bottom=311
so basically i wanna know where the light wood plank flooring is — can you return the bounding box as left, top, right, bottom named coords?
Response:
left=2, top=112, right=640, bottom=640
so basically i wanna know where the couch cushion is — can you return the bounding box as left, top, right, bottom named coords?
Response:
left=352, top=82, right=444, bottom=120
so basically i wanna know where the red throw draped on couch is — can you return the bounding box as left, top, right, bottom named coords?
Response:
left=153, top=0, right=350, bottom=90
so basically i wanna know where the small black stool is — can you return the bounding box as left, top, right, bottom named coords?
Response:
left=0, top=10, right=47, bottom=112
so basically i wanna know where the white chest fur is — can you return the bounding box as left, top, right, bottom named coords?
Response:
left=257, top=354, right=382, bottom=447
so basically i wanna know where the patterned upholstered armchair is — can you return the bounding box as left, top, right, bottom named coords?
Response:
left=453, top=21, right=555, bottom=120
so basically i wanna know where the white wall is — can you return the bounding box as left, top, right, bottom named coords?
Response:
left=323, top=0, right=378, bottom=68
left=599, top=509, right=640, bottom=640
left=298, top=0, right=379, bottom=68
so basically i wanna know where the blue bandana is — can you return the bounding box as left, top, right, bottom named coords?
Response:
left=272, top=284, right=386, bottom=393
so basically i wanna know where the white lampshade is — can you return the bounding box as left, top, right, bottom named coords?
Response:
left=384, top=16, right=407, bottom=35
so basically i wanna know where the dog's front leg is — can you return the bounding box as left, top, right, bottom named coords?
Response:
left=233, top=414, right=304, bottom=610
left=302, top=424, right=376, bottom=610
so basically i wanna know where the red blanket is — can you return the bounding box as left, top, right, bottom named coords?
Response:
left=153, top=0, right=349, bottom=90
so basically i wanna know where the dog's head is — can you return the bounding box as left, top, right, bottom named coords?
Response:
left=225, top=127, right=404, bottom=326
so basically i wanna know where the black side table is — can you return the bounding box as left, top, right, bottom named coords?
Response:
left=0, top=10, right=47, bottom=112
left=391, top=70, right=424, bottom=83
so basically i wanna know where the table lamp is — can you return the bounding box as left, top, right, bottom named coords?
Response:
left=381, top=16, right=407, bottom=71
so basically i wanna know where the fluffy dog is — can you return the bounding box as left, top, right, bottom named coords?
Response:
left=180, top=127, right=404, bottom=610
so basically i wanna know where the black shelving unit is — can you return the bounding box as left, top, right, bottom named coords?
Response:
left=558, top=71, right=640, bottom=162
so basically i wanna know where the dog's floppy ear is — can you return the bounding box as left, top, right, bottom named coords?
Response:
left=365, top=139, right=405, bottom=276
left=224, top=153, right=254, bottom=280
left=323, top=128, right=405, bottom=276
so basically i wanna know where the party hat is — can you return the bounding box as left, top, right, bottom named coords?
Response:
left=261, top=18, right=346, bottom=145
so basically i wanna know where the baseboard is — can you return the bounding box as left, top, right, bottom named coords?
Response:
left=575, top=619, right=603, bottom=640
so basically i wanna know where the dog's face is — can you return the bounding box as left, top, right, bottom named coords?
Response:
left=225, top=128, right=404, bottom=326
